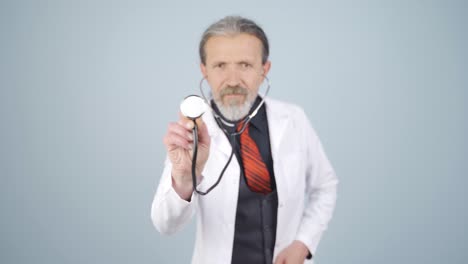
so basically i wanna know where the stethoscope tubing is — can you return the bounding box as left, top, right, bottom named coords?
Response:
left=191, top=75, right=271, bottom=195
left=198, top=75, right=270, bottom=136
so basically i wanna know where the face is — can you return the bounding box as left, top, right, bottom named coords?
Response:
left=201, top=33, right=271, bottom=121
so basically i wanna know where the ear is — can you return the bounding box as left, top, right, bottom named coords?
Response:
left=262, top=60, right=271, bottom=76
left=200, top=63, right=207, bottom=77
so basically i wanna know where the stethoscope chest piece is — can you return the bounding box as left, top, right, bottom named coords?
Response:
left=180, top=95, right=208, bottom=119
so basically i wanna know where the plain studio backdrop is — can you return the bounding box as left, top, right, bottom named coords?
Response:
left=1, top=0, right=467, bottom=263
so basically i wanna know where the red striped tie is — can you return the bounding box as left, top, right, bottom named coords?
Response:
left=237, top=122, right=272, bottom=194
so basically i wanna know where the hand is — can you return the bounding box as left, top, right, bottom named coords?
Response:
left=274, top=240, right=310, bottom=264
left=163, top=113, right=211, bottom=200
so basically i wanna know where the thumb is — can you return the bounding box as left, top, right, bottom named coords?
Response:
left=273, top=254, right=285, bottom=264
left=195, top=117, right=210, bottom=145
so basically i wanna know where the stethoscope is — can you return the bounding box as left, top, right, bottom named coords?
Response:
left=179, top=75, right=270, bottom=195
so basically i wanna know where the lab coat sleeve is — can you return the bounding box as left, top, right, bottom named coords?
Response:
left=294, top=110, right=338, bottom=256
left=151, top=157, right=197, bottom=235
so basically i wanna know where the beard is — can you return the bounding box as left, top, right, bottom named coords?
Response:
left=213, top=85, right=256, bottom=121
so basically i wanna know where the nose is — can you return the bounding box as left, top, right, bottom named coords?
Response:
left=225, top=66, right=241, bottom=87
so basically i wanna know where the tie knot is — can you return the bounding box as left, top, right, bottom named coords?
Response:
left=236, top=121, right=248, bottom=133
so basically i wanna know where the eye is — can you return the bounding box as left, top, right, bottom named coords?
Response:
left=214, top=63, right=225, bottom=69
left=240, top=62, right=251, bottom=68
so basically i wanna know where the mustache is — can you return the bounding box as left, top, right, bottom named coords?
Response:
left=220, top=86, right=248, bottom=97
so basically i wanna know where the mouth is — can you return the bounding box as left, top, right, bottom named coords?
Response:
left=222, top=93, right=246, bottom=105
left=223, top=93, right=245, bottom=98
left=217, top=85, right=249, bottom=106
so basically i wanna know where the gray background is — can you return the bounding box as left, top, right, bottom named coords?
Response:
left=1, top=0, right=467, bottom=263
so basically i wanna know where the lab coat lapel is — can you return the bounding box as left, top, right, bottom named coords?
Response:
left=202, top=110, right=233, bottom=157
left=265, top=99, right=290, bottom=203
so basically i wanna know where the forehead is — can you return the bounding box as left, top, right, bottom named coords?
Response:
left=204, top=33, right=263, bottom=63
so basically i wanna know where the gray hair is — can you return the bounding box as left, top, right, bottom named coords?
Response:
left=199, top=16, right=269, bottom=65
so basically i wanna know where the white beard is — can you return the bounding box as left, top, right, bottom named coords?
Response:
left=215, top=97, right=254, bottom=121
left=212, top=86, right=256, bottom=121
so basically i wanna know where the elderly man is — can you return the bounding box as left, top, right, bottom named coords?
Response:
left=151, top=16, right=338, bottom=264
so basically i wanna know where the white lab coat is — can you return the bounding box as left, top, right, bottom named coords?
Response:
left=151, top=98, right=338, bottom=264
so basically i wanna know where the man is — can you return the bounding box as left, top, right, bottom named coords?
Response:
left=151, top=16, right=338, bottom=264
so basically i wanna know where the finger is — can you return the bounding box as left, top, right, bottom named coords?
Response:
left=178, top=117, right=196, bottom=131
left=164, top=133, right=192, bottom=151
left=178, top=111, right=192, bottom=124
left=194, top=116, right=204, bottom=127
left=177, top=111, right=200, bottom=133
left=167, top=122, right=194, bottom=142
left=273, top=252, right=286, bottom=264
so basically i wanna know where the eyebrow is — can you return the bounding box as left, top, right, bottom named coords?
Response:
left=237, top=60, right=253, bottom=65
left=210, top=59, right=254, bottom=66
left=210, top=60, right=224, bottom=66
